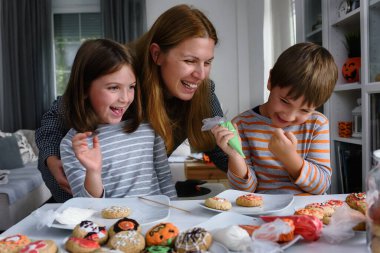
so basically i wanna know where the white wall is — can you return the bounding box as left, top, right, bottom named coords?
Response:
left=146, top=0, right=266, bottom=119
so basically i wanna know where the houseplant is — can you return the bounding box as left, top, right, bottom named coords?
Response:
left=342, top=31, right=361, bottom=83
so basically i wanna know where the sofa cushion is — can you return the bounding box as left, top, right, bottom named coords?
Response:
left=0, top=135, right=24, bottom=170
left=0, top=130, right=37, bottom=164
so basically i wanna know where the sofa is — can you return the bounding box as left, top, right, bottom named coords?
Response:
left=0, top=129, right=51, bottom=230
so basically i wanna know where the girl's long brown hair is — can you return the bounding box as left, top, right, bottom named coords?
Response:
left=131, top=4, right=218, bottom=153
left=62, top=39, right=142, bottom=133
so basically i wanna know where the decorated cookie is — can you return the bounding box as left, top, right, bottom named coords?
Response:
left=93, top=247, right=124, bottom=253
left=72, top=220, right=108, bottom=245
left=324, top=199, right=344, bottom=210
left=305, top=202, right=335, bottom=217
left=346, top=192, right=367, bottom=214
left=174, top=227, right=212, bottom=253
left=146, top=222, right=179, bottom=246
left=65, top=237, right=101, bottom=253
left=20, top=240, right=57, bottom=253
left=294, top=207, right=324, bottom=220
left=236, top=194, right=263, bottom=207
left=107, top=230, right=145, bottom=253
left=108, top=217, right=141, bottom=237
left=143, top=246, right=176, bottom=253
left=204, top=197, right=232, bottom=211
left=101, top=206, right=131, bottom=219
left=0, top=234, right=31, bottom=253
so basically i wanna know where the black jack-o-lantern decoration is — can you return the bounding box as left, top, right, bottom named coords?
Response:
left=342, top=57, right=361, bottom=83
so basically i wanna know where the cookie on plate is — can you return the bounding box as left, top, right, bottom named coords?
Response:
left=346, top=192, right=367, bottom=214
left=101, top=206, right=131, bottom=219
left=72, top=220, right=108, bottom=245
left=19, top=240, right=57, bottom=253
left=236, top=193, right=263, bottom=207
left=108, top=217, right=141, bottom=238
left=146, top=222, right=179, bottom=246
left=174, top=227, right=212, bottom=253
left=294, top=207, right=324, bottom=220
left=142, top=246, right=176, bottom=253
left=65, top=237, right=101, bottom=253
left=204, top=197, right=232, bottom=211
left=107, top=230, right=145, bottom=253
left=305, top=202, right=335, bottom=217
left=93, top=247, right=124, bottom=253
left=0, top=234, right=31, bottom=253
left=324, top=199, right=344, bottom=210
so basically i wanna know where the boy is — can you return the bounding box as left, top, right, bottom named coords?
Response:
left=212, top=42, right=338, bottom=195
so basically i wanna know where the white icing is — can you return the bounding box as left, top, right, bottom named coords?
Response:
left=55, top=207, right=96, bottom=225
left=213, top=225, right=251, bottom=251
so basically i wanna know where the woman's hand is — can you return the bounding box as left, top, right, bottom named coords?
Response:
left=46, top=156, right=72, bottom=194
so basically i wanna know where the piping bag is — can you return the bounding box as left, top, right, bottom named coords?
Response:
left=201, top=116, right=245, bottom=158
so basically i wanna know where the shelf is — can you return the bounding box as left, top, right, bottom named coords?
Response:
left=334, top=137, right=362, bottom=145
left=332, top=8, right=360, bottom=27
left=306, top=28, right=322, bottom=38
left=334, top=83, right=361, bottom=91
left=364, top=83, right=380, bottom=93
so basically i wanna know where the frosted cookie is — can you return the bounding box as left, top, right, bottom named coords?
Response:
left=236, top=194, right=263, bottom=207
left=174, top=227, right=212, bottom=253
left=108, top=217, right=141, bottom=238
left=20, top=240, right=57, bottom=253
left=346, top=192, right=367, bottom=214
left=146, top=222, right=179, bottom=246
left=101, top=206, right=131, bottom=219
left=294, top=207, right=324, bottom=220
left=204, top=197, right=232, bottom=211
left=0, top=234, right=31, bottom=253
left=143, top=246, right=176, bottom=253
left=324, top=199, right=344, bottom=210
left=305, top=202, right=335, bottom=217
left=65, top=237, right=100, bottom=253
left=107, top=230, right=145, bottom=253
left=72, top=220, right=108, bottom=245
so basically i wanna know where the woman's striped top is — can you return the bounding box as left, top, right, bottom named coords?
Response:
left=229, top=108, right=331, bottom=195
left=60, top=121, right=177, bottom=199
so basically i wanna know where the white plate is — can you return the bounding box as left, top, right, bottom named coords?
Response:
left=197, top=212, right=301, bottom=251
left=209, top=241, right=229, bottom=253
left=199, top=189, right=294, bottom=215
left=52, top=195, right=170, bottom=230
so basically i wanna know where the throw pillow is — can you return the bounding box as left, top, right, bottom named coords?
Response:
left=0, top=135, right=24, bottom=170
left=0, top=130, right=38, bottom=164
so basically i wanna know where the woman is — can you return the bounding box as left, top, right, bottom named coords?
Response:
left=36, top=4, right=227, bottom=202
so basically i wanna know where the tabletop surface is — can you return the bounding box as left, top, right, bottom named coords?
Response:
left=1, top=194, right=369, bottom=253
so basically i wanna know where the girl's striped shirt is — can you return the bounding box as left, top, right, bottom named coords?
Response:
left=60, top=121, right=177, bottom=199
left=229, top=108, right=331, bottom=195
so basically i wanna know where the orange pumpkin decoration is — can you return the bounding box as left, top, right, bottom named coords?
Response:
left=146, top=222, right=179, bottom=246
left=342, top=57, right=361, bottom=83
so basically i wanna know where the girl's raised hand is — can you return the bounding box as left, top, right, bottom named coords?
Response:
left=72, top=132, right=102, bottom=173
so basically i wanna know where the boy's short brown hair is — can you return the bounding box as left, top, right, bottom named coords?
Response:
left=270, top=42, right=338, bottom=107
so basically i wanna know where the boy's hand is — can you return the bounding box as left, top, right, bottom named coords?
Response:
left=211, top=124, right=241, bottom=157
left=72, top=132, right=102, bottom=175
left=268, top=128, right=298, bottom=159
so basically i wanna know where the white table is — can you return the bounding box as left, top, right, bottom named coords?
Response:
left=0, top=194, right=368, bottom=252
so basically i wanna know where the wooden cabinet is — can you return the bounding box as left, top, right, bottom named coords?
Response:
left=184, top=162, right=229, bottom=188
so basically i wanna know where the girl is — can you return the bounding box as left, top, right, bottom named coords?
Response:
left=60, top=39, right=177, bottom=199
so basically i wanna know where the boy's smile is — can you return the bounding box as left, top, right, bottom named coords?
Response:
left=260, top=85, right=316, bottom=128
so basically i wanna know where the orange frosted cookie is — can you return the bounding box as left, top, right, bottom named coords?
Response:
left=236, top=194, right=263, bottom=207
left=146, top=222, right=179, bottom=246
left=20, top=240, right=57, bottom=253
left=324, top=199, right=344, bottom=210
left=0, top=234, right=31, bottom=253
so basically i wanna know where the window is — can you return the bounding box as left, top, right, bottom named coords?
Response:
left=53, top=12, right=103, bottom=96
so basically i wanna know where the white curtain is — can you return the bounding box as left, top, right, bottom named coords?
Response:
left=263, top=0, right=296, bottom=100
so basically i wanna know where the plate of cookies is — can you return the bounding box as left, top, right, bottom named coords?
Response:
left=200, top=189, right=294, bottom=215
left=51, top=195, right=170, bottom=230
